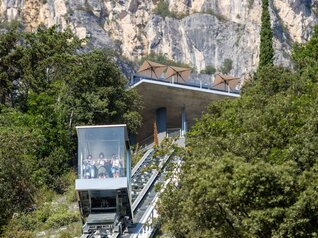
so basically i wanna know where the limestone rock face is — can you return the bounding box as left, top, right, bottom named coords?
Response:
left=1, top=0, right=317, bottom=77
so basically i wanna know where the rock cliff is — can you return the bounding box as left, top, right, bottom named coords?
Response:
left=1, top=0, right=317, bottom=77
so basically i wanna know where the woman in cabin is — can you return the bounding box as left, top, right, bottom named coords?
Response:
left=111, top=154, right=121, bottom=178
left=84, top=154, right=97, bottom=178
left=97, top=152, right=108, bottom=178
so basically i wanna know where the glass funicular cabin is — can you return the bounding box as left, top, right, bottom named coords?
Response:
left=75, top=125, right=133, bottom=237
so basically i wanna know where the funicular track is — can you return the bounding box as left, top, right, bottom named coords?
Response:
left=122, top=147, right=172, bottom=238
left=82, top=147, right=171, bottom=238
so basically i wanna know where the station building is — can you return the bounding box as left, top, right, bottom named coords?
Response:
left=129, top=60, right=240, bottom=146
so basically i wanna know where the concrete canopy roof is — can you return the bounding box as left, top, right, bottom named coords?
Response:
left=131, top=79, right=239, bottom=142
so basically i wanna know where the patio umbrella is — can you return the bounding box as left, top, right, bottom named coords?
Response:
left=165, top=66, right=191, bottom=83
left=213, top=73, right=240, bottom=91
left=137, top=60, right=167, bottom=79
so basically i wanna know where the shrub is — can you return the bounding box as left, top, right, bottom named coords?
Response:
left=201, top=65, right=216, bottom=75
left=1, top=230, right=34, bottom=238
left=62, top=171, right=78, bottom=203
left=154, top=0, right=171, bottom=18
left=131, top=143, right=144, bottom=167
left=140, top=52, right=193, bottom=69
left=44, top=208, right=79, bottom=229
left=1, top=187, right=80, bottom=235
left=154, top=0, right=188, bottom=19
left=220, top=58, right=233, bottom=74
left=59, top=231, right=73, bottom=238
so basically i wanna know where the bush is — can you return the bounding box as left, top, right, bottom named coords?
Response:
left=1, top=188, right=80, bottom=235
left=220, top=58, right=233, bottom=74
left=154, top=0, right=188, bottom=19
left=59, top=231, right=73, bottom=238
left=140, top=52, right=193, bottom=70
left=1, top=230, right=34, bottom=238
left=44, top=209, right=79, bottom=229
left=201, top=65, right=216, bottom=75
left=131, top=144, right=143, bottom=167
left=62, top=170, right=78, bottom=203
left=154, top=0, right=170, bottom=18
left=1, top=213, right=36, bottom=234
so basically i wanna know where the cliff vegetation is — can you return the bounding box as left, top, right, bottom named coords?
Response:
left=158, top=25, right=318, bottom=237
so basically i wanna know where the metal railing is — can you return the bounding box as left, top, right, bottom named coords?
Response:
left=130, top=155, right=180, bottom=238
left=129, top=152, right=172, bottom=238
left=129, top=74, right=240, bottom=94
left=139, top=135, right=154, bottom=150
left=132, top=148, right=154, bottom=177
left=166, top=128, right=181, bottom=138
left=132, top=153, right=170, bottom=211
left=130, top=195, right=159, bottom=238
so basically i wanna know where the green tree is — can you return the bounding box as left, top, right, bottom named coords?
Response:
left=1, top=24, right=142, bottom=157
left=158, top=25, right=318, bottom=237
left=159, top=68, right=318, bottom=237
left=292, top=25, right=318, bottom=83
left=17, top=25, right=82, bottom=111
left=61, top=50, right=142, bottom=133
left=0, top=109, right=44, bottom=229
left=0, top=24, right=142, bottom=233
left=0, top=22, right=23, bottom=106
left=258, top=0, right=274, bottom=70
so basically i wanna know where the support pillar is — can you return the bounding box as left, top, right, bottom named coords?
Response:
left=156, top=107, right=167, bottom=143
left=181, top=106, right=187, bottom=137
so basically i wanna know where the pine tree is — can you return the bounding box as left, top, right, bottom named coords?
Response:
left=258, top=0, right=274, bottom=70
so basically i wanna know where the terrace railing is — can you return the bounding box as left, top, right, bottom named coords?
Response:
left=129, top=74, right=240, bottom=94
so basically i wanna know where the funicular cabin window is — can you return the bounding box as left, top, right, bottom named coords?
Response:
left=77, top=127, right=127, bottom=179
left=91, top=197, right=117, bottom=213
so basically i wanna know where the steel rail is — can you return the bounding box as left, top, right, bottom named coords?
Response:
left=132, top=148, right=154, bottom=177
left=132, top=153, right=169, bottom=212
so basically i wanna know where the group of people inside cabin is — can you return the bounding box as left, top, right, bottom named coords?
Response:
left=83, top=152, right=123, bottom=179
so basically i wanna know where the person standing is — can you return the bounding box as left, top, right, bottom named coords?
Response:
left=111, top=154, right=121, bottom=178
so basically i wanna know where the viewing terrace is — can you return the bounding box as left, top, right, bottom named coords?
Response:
left=128, top=60, right=241, bottom=144
left=129, top=60, right=241, bottom=95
